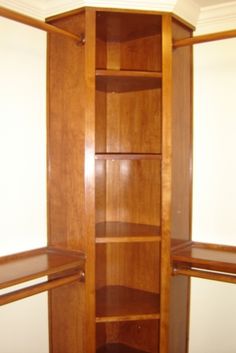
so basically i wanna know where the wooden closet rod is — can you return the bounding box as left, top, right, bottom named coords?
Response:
left=0, top=6, right=82, bottom=43
left=173, top=28, right=236, bottom=48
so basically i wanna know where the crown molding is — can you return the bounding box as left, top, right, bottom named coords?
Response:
left=174, top=0, right=200, bottom=27
left=45, top=0, right=176, bottom=17
left=196, top=1, right=236, bottom=34
left=0, top=0, right=45, bottom=19
left=1, top=0, right=200, bottom=25
left=3, top=0, right=235, bottom=31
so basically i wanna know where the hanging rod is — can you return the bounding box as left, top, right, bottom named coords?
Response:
left=0, top=6, right=82, bottom=43
left=173, top=28, right=236, bottom=48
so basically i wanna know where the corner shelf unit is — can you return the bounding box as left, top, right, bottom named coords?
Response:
left=2, top=4, right=236, bottom=353
left=0, top=247, right=85, bottom=305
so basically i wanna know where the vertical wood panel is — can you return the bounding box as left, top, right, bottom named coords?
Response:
left=47, top=11, right=87, bottom=353
left=160, top=14, right=173, bottom=353
left=106, top=160, right=161, bottom=225
left=169, top=19, right=193, bottom=353
left=84, top=8, right=96, bottom=353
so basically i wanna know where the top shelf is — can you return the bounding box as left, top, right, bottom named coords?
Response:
left=96, top=69, right=162, bottom=80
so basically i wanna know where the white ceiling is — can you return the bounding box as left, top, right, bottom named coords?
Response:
left=194, top=0, right=231, bottom=6
left=1, top=0, right=236, bottom=28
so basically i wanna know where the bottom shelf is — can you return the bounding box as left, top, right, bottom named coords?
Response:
left=97, top=343, right=150, bottom=353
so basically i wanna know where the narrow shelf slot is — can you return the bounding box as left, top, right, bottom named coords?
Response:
left=96, top=286, right=160, bottom=323
left=96, top=222, right=161, bottom=243
left=95, top=153, right=162, bottom=160
left=97, top=343, right=150, bottom=353
left=96, top=69, right=162, bottom=79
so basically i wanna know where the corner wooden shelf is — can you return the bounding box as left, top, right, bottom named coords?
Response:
left=97, top=343, right=150, bottom=353
left=0, top=247, right=85, bottom=305
left=172, top=241, right=236, bottom=284
left=96, top=69, right=162, bottom=80
left=96, top=286, right=160, bottom=323
left=96, top=222, right=161, bottom=243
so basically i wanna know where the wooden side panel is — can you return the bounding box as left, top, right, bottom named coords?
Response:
left=169, top=19, right=193, bottom=353
left=47, top=12, right=86, bottom=251
left=160, top=15, right=173, bottom=353
left=47, top=9, right=96, bottom=353
left=171, top=21, right=193, bottom=243
left=49, top=282, right=85, bottom=353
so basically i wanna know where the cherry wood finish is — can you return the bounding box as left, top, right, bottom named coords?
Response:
left=96, top=222, right=161, bottom=243
left=2, top=5, right=236, bottom=353
left=173, top=28, right=236, bottom=48
left=95, top=159, right=161, bottom=225
left=96, top=242, right=160, bottom=292
left=0, top=247, right=84, bottom=289
left=96, top=70, right=162, bottom=79
left=0, top=273, right=82, bottom=306
left=159, top=15, right=173, bottom=353
left=96, top=286, right=160, bottom=322
left=47, top=9, right=95, bottom=353
left=169, top=19, right=193, bottom=353
left=97, top=343, right=150, bottom=353
left=172, top=241, right=236, bottom=278
left=95, top=78, right=162, bottom=154
left=95, top=154, right=162, bottom=160
left=97, top=321, right=159, bottom=353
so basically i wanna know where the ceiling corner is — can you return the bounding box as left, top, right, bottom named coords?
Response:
left=173, top=0, right=200, bottom=27
left=0, top=0, right=45, bottom=19
left=196, top=1, right=236, bottom=33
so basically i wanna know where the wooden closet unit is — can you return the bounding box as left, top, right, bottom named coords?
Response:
left=2, top=4, right=236, bottom=353
left=47, top=8, right=193, bottom=353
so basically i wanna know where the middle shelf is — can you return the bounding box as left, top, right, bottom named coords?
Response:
left=96, top=286, right=160, bottom=323
left=96, top=222, right=161, bottom=243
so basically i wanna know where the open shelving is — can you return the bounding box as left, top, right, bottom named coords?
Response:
left=96, top=286, right=160, bottom=322
left=94, top=9, right=165, bottom=353
left=172, top=241, right=236, bottom=284
left=96, top=222, right=161, bottom=243
left=0, top=247, right=85, bottom=305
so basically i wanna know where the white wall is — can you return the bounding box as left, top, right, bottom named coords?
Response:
left=190, top=35, right=236, bottom=353
left=0, top=17, right=49, bottom=353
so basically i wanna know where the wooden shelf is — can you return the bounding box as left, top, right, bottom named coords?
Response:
left=95, top=154, right=162, bottom=160
left=172, top=241, right=236, bottom=283
left=96, top=69, right=162, bottom=80
left=96, top=222, right=161, bottom=243
left=97, top=343, right=150, bottom=353
left=96, top=286, right=160, bottom=322
left=0, top=247, right=85, bottom=305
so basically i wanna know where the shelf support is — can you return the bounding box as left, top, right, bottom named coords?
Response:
left=0, top=271, right=84, bottom=306
left=173, top=29, right=236, bottom=48
left=0, top=6, right=83, bottom=43
left=173, top=267, right=236, bottom=284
